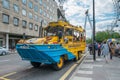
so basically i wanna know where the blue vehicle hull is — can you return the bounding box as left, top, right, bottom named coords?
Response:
left=16, top=44, right=75, bottom=64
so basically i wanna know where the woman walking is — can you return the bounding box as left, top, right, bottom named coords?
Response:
left=101, top=41, right=109, bottom=63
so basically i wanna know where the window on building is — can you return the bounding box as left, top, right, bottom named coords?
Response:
left=35, top=0, right=38, bottom=2
left=13, top=4, right=19, bottom=13
left=50, top=16, right=52, bottom=20
left=2, top=0, right=10, bottom=9
left=22, top=0, right=27, bottom=5
left=47, top=6, right=49, bottom=10
left=39, top=0, right=42, bottom=5
left=44, top=20, right=46, bottom=24
left=43, top=3, right=46, bottom=8
left=47, top=14, right=49, bottom=18
left=34, top=25, right=38, bottom=31
left=50, top=8, right=52, bottom=12
left=40, top=9, right=42, bottom=14
left=22, top=8, right=26, bottom=16
left=29, top=23, right=33, bottom=30
left=43, top=11, right=46, bottom=16
left=34, top=15, right=38, bottom=21
left=39, top=18, right=42, bottom=22
left=34, top=5, right=38, bottom=12
left=13, top=17, right=19, bottom=26
left=2, top=14, right=9, bottom=24
left=22, top=20, right=27, bottom=28
left=28, top=12, right=33, bottom=19
left=28, top=1, right=33, bottom=9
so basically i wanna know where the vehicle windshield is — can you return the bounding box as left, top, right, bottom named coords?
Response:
left=45, top=26, right=64, bottom=37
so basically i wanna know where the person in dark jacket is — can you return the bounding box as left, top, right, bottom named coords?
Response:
left=88, top=43, right=92, bottom=55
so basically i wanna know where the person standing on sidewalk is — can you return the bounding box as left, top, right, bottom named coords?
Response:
left=88, top=43, right=92, bottom=55
left=101, top=41, right=109, bottom=63
left=98, top=43, right=101, bottom=57
left=109, top=42, right=115, bottom=60
left=115, top=42, right=120, bottom=56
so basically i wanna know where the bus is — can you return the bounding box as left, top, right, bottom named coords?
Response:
left=16, top=20, right=86, bottom=70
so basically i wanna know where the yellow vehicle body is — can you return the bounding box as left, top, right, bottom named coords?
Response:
left=18, top=20, right=86, bottom=60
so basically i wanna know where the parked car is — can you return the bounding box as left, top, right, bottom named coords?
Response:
left=0, top=47, right=9, bottom=56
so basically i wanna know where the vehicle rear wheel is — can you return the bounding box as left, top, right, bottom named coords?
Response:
left=31, top=62, right=41, bottom=68
left=52, top=57, right=64, bottom=70
left=74, top=52, right=80, bottom=61
left=78, top=51, right=82, bottom=60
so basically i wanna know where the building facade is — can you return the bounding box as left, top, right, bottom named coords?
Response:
left=0, top=0, right=58, bottom=50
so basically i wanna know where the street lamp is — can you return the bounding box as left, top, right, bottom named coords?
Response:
left=93, top=0, right=96, bottom=61
left=39, top=20, right=44, bottom=38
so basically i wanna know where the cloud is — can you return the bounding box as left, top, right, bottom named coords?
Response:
left=63, top=0, right=115, bottom=38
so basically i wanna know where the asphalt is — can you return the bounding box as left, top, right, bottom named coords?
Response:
left=69, top=53, right=120, bottom=80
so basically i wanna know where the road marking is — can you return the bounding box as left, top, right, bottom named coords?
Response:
left=27, top=66, right=33, bottom=69
left=70, top=76, right=92, bottom=80
left=84, top=60, right=94, bottom=62
left=0, top=60, right=10, bottom=63
left=80, top=64, right=93, bottom=69
left=93, top=64, right=103, bottom=67
left=2, top=72, right=16, bottom=78
left=0, top=77, right=10, bottom=80
left=59, top=54, right=86, bottom=80
left=0, top=72, right=16, bottom=80
left=77, top=70, right=93, bottom=74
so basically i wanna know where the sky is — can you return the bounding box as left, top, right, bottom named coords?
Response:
left=59, top=0, right=115, bottom=38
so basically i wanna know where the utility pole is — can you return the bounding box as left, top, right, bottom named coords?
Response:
left=93, top=0, right=96, bottom=61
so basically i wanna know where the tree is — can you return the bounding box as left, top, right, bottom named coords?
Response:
left=95, top=31, right=120, bottom=42
left=86, top=38, right=92, bottom=44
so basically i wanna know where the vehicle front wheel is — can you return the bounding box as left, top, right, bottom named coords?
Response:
left=2, top=52, right=6, bottom=55
left=52, top=57, right=64, bottom=70
left=30, top=62, right=41, bottom=68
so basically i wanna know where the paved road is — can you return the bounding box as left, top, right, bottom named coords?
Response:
left=0, top=53, right=76, bottom=80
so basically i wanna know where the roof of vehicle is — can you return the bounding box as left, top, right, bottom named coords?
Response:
left=45, top=20, right=84, bottom=32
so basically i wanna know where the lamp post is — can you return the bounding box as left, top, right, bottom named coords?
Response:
left=39, top=20, right=44, bottom=38
left=93, top=0, right=96, bottom=61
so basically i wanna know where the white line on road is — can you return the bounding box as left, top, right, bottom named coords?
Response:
left=0, top=60, right=10, bottom=62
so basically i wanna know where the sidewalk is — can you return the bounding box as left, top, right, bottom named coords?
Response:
left=69, top=53, right=120, bottom=80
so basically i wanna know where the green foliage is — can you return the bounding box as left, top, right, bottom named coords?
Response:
left=95, top=31, right=120, bottom=42
left=86, top=38, right=92, bottom=44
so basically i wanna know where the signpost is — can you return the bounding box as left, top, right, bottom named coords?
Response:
left=93, top=0, right=96, bottom=61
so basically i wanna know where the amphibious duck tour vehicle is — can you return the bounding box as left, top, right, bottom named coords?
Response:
left=16, top=20, right=86, bottom=70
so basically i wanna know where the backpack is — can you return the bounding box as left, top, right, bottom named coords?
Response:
left=95, top=44, right=98, bottom=50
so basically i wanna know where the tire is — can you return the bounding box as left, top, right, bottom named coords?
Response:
left=74, top=52, right=81, bottom=61
left=2, top=52, right=6, bottom=55
left=31, top=62, right=41, bottom=68
left=52, top=57, right=64, bottom=70
left=78, top=51, right=82, bottom=60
